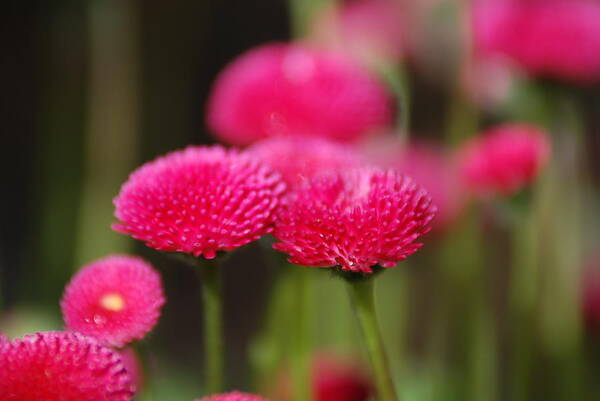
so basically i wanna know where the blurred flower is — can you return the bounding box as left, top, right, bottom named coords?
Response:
left=582, top=264, right=600, bottom=336
left=462, top=55, right=518, bottom=109
left=458, top=124, right=551, bottom=197
left=362, top=137, right=463, bottom=228
left=119, top=347, right=144, bottom=391
left=308, top=0, right=409, bottom=66
left=0, top=333, right=6, bottom=343
left=113, top=146, right=285, bottom=258
left=196, top=391, right=271, bottom=401
left=248, top=136, right=364, bottom=188
left=472, top=0, right=600, bottom=83
left=0, top=331, right=135, bottom=401
left=274, top=352, right=373, bottom=401
left=61, top=254, right=165, bottom=348
left=273, top=168, right=436, bottom=273
left=206, top=42, right=395, bottom=145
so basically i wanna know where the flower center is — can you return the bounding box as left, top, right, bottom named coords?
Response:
left=99, top=293, right=125, bottom=312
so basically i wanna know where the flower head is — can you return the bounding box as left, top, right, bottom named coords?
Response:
left=459, top=124, right=551, bottom=197
left=0, top=331, right=135, bottom=401
left=113, top=146, right=285, bottom=258
left=206, top=42, right=395, bottom=145
left=248, top=136, right=364, bottom=188
left=196, top=391, right=271, bottom=401
left=472, top=0, right=600, bottom=82
left=273, top=168, right=436, bottom=273
left=61, top=254, right=165, bottom=348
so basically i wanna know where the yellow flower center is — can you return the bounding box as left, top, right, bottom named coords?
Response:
left=99, top=293, right=125, bottom=312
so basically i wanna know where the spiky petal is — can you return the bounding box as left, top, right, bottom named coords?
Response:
left=113, top=146, right=286, bottom=258
left=273, top=168, right=436, bottom=273
left=0, top=331, right=135, bottom=401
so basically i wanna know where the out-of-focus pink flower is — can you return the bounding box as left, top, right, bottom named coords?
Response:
left=309, top=0, right=408, bottom=65
left=248, top=136, right=364, bottom=188
left=0, top=333, right=7, bottom=343
left=0, top=331, right=135, bottom=401
left=472, top=0, right=600, bottom=83
left=206, top=43, right=395, bottom=146
left=582, top=262, right=600, bottom=336
left=362, top=137, right=463, bottom=228
left=61, top=255, right=165, bottom=348
left=458, top=124, right=551, bottom=197
left=274, top=352, right=373, bottom=401
left=196, top=391, right=271, bottom=401
left=462, top=55, right=518, bottom=109
left=273, top=168, right=436, bottom=273
left=119, top=347, right=144, bottom=390
left=113, top=146, right=286, bottom=258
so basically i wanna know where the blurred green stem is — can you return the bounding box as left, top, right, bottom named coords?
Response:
left=200, top=258, right=224, bottom=393
left=347, top=278, right=399, bottom=401
left=377, top=63, right=411, bottom=141
left=291, top=268, right=313, bottom=401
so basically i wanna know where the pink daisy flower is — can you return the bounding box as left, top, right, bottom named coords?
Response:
left=113, top=145, right=285, bottom=258
left=459, top=124, right=551, bottom=197
left=472, top=0, right=600, bottom=83
left=206, top=42, right=395, bottom=146
left=247, top=136, right=364, bottom=188
left=61, top=254, right=165, bottom=348
left=196, top=391, right=271, bottom=401
left=273, top=168, right=436, bottom=273
left=0, top=331, right=135, bottom=401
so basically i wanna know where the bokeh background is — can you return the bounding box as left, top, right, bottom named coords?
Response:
left=2, top=0, right=600, bottom=400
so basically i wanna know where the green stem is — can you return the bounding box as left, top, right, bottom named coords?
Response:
left=200, top=259, right=224, bottom=393
left=291, top=268, right=313, bottom=401
left=346, top=278, right=399, bottom=401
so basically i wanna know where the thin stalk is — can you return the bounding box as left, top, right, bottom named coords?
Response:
left=376, top=62, right=411, bottom=141
left=346, top=278, right=399, bottom=401
left=200, top=258, right=224, bottom=393
left=291, top=268, right=313, bottom=401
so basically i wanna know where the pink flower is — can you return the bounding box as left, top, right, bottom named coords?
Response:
left=0, top=331, right=135, bottom=401
left=459, top=124, right=551, bottom=197
left=113, top=146, right=285, bottom=258
left=61, top=255, right=165, bottom=348
left=248, top=136, right=364, bottom=188
left=206, top=43, right=395, bottom=145
left=196, top=392, right=271, bottom=401
left=273, top=168, right=436, bottom=273
left=362, top=138, right=463, bottom=228
left=582, top=261, right=600, bottom=336
left=309, top=0, right=408, bottom=65
left=472, top=0, right=600, bottom=82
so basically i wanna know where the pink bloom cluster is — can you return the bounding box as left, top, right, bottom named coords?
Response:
left=114, top=145, right=285, bottom=258
left=273, top=168, right=436, bottom=273
left=206, top=43, right=395, bottom=145
left=459, top=124, right=551, bottom=197
left=196, top=392, right=271, bottom=401
left=61, top=254, right=165, bottom=347
left=473, top=0, right=600, bottom=82
left=248, top=136, right=363, bottom=188
left=0, top=331, right=135, bottom=401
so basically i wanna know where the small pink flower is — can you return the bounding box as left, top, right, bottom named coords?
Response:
left=248, top=136, right=364, bottom=188
left=472, top=0, right=600, bottom=82
left=206, top=42, right=395, bottom=145
left=61, top=255, right=165, bottom=348
left=0, top=331, right=135, bottom=401
left=459, top=124, right=551, bottom=197
left=273, top=168, right=436, bottom=273
left=113, top=146, right=285, bottom=258
left=362, top=138, right=463, bottom=228
left=196, top=391, right=271, bottom=401
left=309, top=0, right=408, bottom=65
